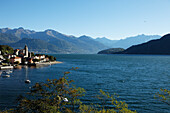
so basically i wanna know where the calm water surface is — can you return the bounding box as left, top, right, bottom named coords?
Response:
left=0, top=54, right=169, bottom=113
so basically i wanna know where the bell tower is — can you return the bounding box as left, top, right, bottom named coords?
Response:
left=24, top=45, right=28, bottom=58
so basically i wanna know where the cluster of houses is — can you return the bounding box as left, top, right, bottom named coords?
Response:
left=0, top=45, right=50, bottom=65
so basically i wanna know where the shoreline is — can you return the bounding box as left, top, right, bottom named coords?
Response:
left=0, top=61, right=63, bottom=70
left=35, top=61, right=62, bottom=67
left=40, top=61, right=62, bottom=65
left=31, top=61, right=63, bottom=68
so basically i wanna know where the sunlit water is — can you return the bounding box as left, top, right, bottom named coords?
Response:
left=0, top=54, right=169, bottom=113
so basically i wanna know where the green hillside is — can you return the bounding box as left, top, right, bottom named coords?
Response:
left=9, top=38, right=65, bottom=53
left=0, top=33, right=20, bottom=44
left=0, top=45, right=14, bottom=55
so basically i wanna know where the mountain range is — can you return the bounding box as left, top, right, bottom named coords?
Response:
left=95, top=37, right=118, bottom=47
left=98, top=33, right=170, bottom=55
left=95, top=34, right=161, bottom=49
left=123, top=34, right=170, bottom=54
left=0, top=27, right=162, bottom=54
left=0, top=27, right=108, bottom=54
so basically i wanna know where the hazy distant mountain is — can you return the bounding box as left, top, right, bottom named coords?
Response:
left=78, top=35, right=109, bottom=52
left=95, top=37, right=118, bottom=47
left=123, top=34, right=170, bottom=54
left=96, top=34, right=161, bottom=49
left=0, top=27, right=108, bottom=54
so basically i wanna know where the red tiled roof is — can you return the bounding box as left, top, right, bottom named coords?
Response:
left=11, top=57, right=21, bottom=59
left=15, top=57, right=21, bottom=59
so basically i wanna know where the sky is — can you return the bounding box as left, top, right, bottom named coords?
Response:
left=0, top=0, right=170, bottom=40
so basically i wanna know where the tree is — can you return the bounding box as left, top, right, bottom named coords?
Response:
left=45, top=55, right=56, bottom=61
left=0, top=70, right=136, bottom=113
left=3, top=59, right=9, bottom=63
left=0, top=45, right=13, bottom=55
left=54, top=57, right=56, bottom=61
left=14, top=61, right=20, bottom=65
left=45, top=55, right=49, bottom=58
left=49, top=56, right=54, bottom=61
left=33, top=59, right=40, bottom=63
left=13, top=72, right=85, bottom=113
left=31, top=52, right=35, bottom=57
left=155, top=89, right=170, bottom=105
left=35, top=54, right=43, bottom=56
left=79, top=89, right=136, bottom=113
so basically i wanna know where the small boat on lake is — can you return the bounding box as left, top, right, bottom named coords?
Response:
left=5, top=70, right=13, bottom=74
left=24, top=67, right=31, bottom=84
left=1, top=71, right=10, bottom=78
left=2, top=74, right=10, bottom=78
left=25, top=79, right=31, bottom=83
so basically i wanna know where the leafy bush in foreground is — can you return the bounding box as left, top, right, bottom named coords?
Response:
left=1, top=71, right=136, bottom=113
left=155, top=88, right=170, bottom=105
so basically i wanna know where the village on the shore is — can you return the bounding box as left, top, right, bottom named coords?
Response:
left=0, top=45, right=61, bottom=70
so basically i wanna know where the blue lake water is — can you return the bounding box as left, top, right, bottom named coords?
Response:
left=0, top=54, right=170, bottom=113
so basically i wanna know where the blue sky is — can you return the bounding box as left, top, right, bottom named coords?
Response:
left=0, top=0, right=170, bottom=40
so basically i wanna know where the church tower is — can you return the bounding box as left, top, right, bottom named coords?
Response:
left=24, top=45, right=28, bottom=58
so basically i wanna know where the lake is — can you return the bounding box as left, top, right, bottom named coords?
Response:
left=0, top=54, right=169, bottom=113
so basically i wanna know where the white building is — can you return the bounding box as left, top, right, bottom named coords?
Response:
left=15, top=45, right=30, bottom=58
left=0, top=55, right=4, bottom=60
left=9, top=57, right=22, bottom=64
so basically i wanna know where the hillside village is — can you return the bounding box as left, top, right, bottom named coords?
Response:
left=0, top=45, right=58, bottom=69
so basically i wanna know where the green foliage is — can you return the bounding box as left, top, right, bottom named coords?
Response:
left=49, top=55, right=54, bottom=61
left=35, top=54, right=56, bottom=61
left=46, top=55, right=56, bottom=61
left=35, top=54, right=43, bottom=56
left=79, top=89, right=136, bottom=113
left=11, top=73, right=85, bottom=113
left=31, top=52, right=35, bottom=57
left=0, top=45, right=13, bottom=55
left=0, top=71, right=136, bottom=113
left=14, top=61, right=20, bottom=65
left=33, top=59, right=40, bottom=62
left=45, top=55, right=49, bottom=58
left=54, top=57, right=56, bottom=61
left=3, top=59, right=9, bottom=63
left=155, top=88, right=170, bottom=105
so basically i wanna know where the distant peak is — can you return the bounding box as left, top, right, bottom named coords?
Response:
left=0, top=27, right=11, bottom=33
left=136, top=34, right=146, bottom=37
left=45, top=29, right=54, bottom=31
left=45, top=29, right=58, bottom=33
left=97, top=37, right=108, bottom=39
left=79, top=35, right=92, bottom=38
left=18, top=27, right=24, bottom=29
left=4, top=27, right=11, bottom=30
